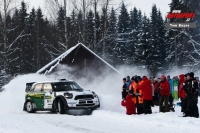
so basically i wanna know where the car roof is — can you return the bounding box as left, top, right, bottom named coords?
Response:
left=30, top=79, right=75, bottom=86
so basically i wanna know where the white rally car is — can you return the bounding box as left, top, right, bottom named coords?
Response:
left=23, top=79, right=100, bottom=114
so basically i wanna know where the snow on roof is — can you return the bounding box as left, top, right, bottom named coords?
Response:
left=36, top=43, right=120, bottom=74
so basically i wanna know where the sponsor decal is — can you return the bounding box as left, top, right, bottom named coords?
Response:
left=27, top=93, right=43, bottom=98
left=44, top=96, right=52, bottom=99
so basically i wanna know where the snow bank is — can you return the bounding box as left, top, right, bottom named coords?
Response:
left=0, top=66, right=200, bottom=133
left=0, top=74, right=52, bottom=113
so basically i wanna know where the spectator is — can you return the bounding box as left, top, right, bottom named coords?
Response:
left=126, top=76, right=131, bottom=89
left=153, top=78, right=159, bottom=106
left=121, top=78, right=128, bottom=99
left=179, top=74, right=187, bottom=114
left=183, top=72, right=199, bottom=118
left=136, top=76, right=152, bottom=114
left=159, top=75, right=170, bottom=113
left=121, top=94, right=136, bottom=115
left=173, top=76, right=179, bottom=101
left=167, top=75, right=174, bottom=107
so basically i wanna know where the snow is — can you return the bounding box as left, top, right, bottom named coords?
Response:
left=0, top=69, right=200, bottom=133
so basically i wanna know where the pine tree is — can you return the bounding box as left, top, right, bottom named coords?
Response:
left=85, top=10, right=94, bottom=48
left=69, top=9, right=78, bottom=48
left=105, top=7, right=118, bottom=66
left=25, top=8, right=37, bottom=72
left=137, top=14, right=151, bottom=67
left=130, top=7, right=138, bottom=30
left=118, top=2, right=130, bottom=33
left=166, top=0, right=197, bottom=70
left=147, top=5, right=165, bottom=76
left=77, top=10, right=84, bottom=43
left=56, top=7, right=66, bottom=52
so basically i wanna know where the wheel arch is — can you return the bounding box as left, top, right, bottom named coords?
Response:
left=23, top=98, right=35, bottom=111
left=53, top=95, right=68, bottom=110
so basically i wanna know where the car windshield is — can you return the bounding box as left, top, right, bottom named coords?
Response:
left=52, top=82, right=82, bottom=92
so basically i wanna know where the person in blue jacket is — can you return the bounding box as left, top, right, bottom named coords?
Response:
left=126, top=76, right=132, bottom=89
left=167, top=75, right=174, bottom=107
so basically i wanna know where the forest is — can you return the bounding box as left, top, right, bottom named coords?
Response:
left=0, top=0, right=200, bottom=88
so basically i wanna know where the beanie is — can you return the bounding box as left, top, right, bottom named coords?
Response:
left=188, top=72, right=194, bottom=78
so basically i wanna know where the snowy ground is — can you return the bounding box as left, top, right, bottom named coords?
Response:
left=0, top=73, right=199, bottom=133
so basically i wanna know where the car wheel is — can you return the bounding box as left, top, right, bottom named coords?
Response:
left=57, top=100, right=65, bottom=114
left=26, top=101, right=35, bottom=113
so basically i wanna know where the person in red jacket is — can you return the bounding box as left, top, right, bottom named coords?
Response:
left=159, top=75, right=170, bottom=112
left=121, top=94, right=136, bottom=115
left=136, top=76, right=152, bottom=114
left=178, top=74, right=187, bottom=113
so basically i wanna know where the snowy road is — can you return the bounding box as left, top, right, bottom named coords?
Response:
left=0, top=74, right=199, bottom=133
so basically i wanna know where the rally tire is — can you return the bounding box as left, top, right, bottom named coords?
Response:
left=58, top=99, right=65, bottom=114
left=26, top=101, right=35, bottom=113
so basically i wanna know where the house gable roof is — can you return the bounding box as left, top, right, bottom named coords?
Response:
left=36, top=43, right=119, bottom=75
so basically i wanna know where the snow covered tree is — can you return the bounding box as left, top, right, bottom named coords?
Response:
left=85, top=10, right=94, bottom=48
left=77, top=10, right=84, bottom=43
left=18, top=1, right=29, bottom=73
left=136, top=14, right=151, bottom=68
left=166, top=0, right=199, bottom=70
left=118, top=2, right=130, bottom=33
left=69, top=9, right=78, bottom=48
left=57, top=7, right=66, bottom=51
left=105, top=7, right=118, bottom=66
left=147, top=5, right=166, bottom=76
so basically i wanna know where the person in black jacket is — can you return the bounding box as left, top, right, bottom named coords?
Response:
left=183, top=72, right=199, bottom=118
left=122, top=78, right=128, bottom=100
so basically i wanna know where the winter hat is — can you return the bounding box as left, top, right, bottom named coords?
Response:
left=161, top=75, right=166, bottom=79
left=123, top=78, right=126, bottom=81
left=137, top=76, right=142, bottom=82
left=127, top=76, right=130, bottom=79
left=184, top=73, right=188, bottom=77
left=167, top=75, right=170, bottom=79
left=188, top=72, right=194, bottom=78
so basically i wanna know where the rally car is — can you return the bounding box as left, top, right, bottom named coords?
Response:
left=23, top=79, right=100, bottom=114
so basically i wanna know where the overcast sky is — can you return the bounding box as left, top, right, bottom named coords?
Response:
left=23, top=0, right=171, bottom=18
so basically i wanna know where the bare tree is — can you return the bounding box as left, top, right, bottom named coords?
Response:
left=0, top=0, right=12, bottom=71
left=102, top=0, right=109, bottom=58
left=93, top=0, right=98, bottom=52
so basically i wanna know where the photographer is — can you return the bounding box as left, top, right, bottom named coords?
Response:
left=183, top=72, right=199, bottom=118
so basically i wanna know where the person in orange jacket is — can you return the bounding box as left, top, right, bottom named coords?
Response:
left=121, top=94, right=136, bottom=115
left=129, top=76, right=144, bottom=114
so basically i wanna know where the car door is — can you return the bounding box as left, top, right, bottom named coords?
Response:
left=43, top=83, right=54, bottom=109
left=31, top=83, right=45, bottom=109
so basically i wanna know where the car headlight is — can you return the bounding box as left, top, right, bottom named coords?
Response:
left=65, top=95, right=73, bottom=99
left=64, top=92, right=73, bottom=99
left=91, top=91, right=97, bottom=97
